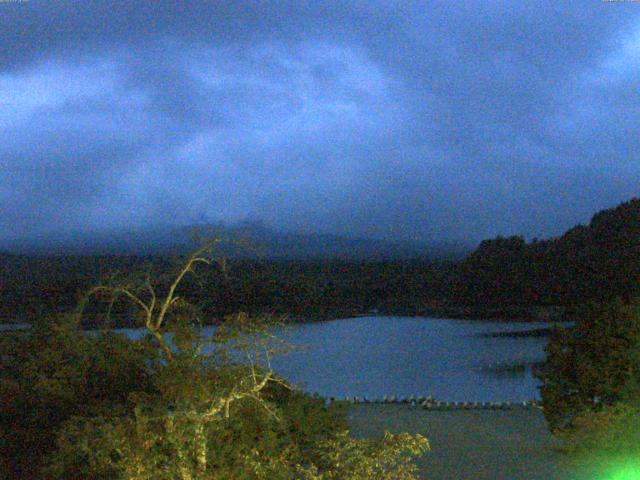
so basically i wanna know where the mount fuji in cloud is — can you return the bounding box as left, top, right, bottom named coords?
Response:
left=1, top=221, right=469, bottom=261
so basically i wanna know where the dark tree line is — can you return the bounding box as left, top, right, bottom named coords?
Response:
left=451, top=198, right=640, bottom=308
left=2, top=197, right=639, bottom=325
left=0, top=254, right=455, bottom=326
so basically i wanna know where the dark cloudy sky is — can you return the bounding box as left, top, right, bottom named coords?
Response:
left=2, top=1, right=640, bottom=245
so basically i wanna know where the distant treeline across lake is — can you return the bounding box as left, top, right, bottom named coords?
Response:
left=1, top=197, right=639, bottom=326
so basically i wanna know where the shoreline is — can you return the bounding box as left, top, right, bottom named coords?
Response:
left=0, top=306, right=573, bottom=330
left=421, top=304, right=569, bottom=323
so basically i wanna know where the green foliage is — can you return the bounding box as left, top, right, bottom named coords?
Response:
left=42, top=322, right=427, bottom=480
left=46, top=380, right=350, bottom=479
left=0, top=315, right=156, bottom=478
left=299, top=431, right=429, bottom=480
left=536, top=300, right=640, bottom=435
left=452, top=235, right=532, bottom=306
left=1, top=245, right=430, bottom=479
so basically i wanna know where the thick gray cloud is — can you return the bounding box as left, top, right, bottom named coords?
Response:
left=1, top=0, right=640, bottom=245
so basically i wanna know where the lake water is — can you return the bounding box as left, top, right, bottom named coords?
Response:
left=254, top=316, right=552, bottom=403
left=1, top=316, right=557, bottom=402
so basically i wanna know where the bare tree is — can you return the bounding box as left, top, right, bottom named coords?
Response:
left=74, top=239, right=291, bottom=479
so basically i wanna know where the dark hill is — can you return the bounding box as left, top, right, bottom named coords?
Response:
left=0, top=222, right=468, bottom=261
left=451, top=197, right=640, bottom=307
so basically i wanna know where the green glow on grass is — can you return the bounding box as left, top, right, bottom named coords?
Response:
left=603, top=459, right=640, bottom=480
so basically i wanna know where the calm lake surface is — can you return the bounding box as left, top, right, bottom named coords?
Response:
left=254, top=316, right=553, bottom=403
left=2, top=316, right=557, bottom=402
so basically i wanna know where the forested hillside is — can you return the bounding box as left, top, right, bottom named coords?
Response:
left=451, top=198, right=640, bottom=307
left=0, top=254, right=453, bottom=325
left=2, top=198, right=639, bottom=325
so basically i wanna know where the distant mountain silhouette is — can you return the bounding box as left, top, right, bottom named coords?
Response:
left=1, top=221, right=469, bottom=261
left=3, top=199, right=638, bottom=324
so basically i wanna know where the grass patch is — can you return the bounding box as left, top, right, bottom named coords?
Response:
left=346, top=404, right=603, bottom=480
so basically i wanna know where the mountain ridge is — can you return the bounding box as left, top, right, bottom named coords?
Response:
left=0, top=222, right=469, bottom=261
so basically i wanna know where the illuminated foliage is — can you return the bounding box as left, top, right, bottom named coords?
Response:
left=298, top=431, right=429, bottom=480
left=1, top=241, right=429, bottom=479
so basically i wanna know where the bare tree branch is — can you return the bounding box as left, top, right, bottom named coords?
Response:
left=76, top=238, right=226, bottom=363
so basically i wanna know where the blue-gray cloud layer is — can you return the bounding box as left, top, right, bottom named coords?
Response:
left=2, top=1, right=640, bottom=244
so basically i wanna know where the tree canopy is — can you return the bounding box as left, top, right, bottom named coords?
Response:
left=0, top=242, right=429, bottom=479
left=536, top=300, right=640, bottom=436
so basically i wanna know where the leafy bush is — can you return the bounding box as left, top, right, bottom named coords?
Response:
left=41, top=320, right=428, bottom=479
left=537, top=299, right=640, bottom=436
left=0, top=315, right=156, bottom=478
left=300, top=431, right=429, bottom=480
